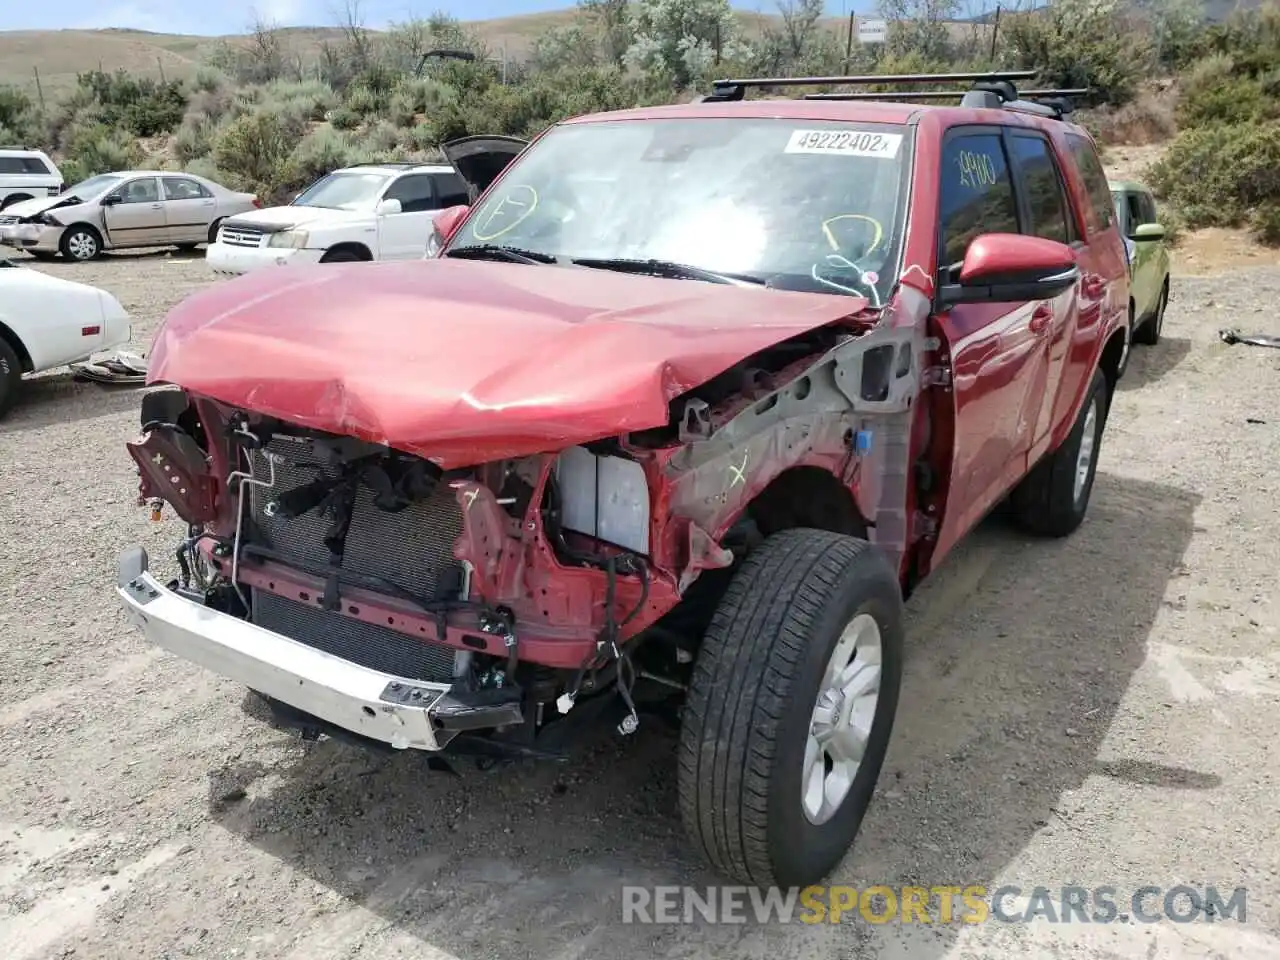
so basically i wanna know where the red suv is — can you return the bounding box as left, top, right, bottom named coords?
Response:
left=119, top=71, right=1129, bottom=889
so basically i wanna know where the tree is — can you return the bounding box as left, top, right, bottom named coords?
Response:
left=877, top=0, right=961, bottom=62
left=623, top=0, right=751, bottom=88
left=757, top=0, right=846, bottom=75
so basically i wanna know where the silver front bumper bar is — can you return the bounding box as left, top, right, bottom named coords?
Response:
left=115, top=546, right=454, bottom=750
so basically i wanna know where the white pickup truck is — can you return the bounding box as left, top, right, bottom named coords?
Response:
left=0, top=257, right=131, bottom=417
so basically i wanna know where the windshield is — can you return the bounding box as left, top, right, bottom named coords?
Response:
left=293, top=172, right=390, bottom=210
left=65, top=173, right=124, bottom=200
left=445, top=118, right=912, bottom=303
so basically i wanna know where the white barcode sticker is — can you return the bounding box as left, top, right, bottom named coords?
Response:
left=784, top=129, right=903, bottom=158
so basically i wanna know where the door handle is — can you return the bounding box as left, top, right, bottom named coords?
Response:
left=1029, top=305, right=1053, bottom=334
left=150, top=203, right=163, bottom=209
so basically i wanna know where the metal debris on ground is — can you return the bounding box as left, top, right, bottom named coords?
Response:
left=69, top=351, right=149, bottom=385
left=1219, top=328, right=1280, bottom=349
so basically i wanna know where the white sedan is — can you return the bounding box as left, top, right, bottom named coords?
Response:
left=0, top=257, right=131, bottom=417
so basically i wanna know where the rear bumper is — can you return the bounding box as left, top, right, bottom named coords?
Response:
left=115, top=546, right=513, bottom=751
left=206, top=242, right=324, bottom=277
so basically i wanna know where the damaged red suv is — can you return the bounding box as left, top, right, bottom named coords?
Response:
left=119, top=71, right=1129, bottom=888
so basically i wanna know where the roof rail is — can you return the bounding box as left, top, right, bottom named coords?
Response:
left=345, top=161, right=438, bottom=170
left=702, top=70, right=1036, bottom=102
left=700, top=71, right=1088, bottom=120
left=806, top=85, right=1087, bottom=118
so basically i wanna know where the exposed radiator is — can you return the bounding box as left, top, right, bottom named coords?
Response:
left=253, top=592, right=457, bottom=682
left=246, top=436, right=465, bottom=682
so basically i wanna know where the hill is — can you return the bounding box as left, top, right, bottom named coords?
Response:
left=0, top=12, right=990, bottom=101
left=0, top=0, right=1257, bottom=102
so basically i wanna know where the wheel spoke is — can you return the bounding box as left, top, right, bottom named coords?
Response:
left=802, top=736, right=825, bottom=820
left=827, top=724, right=868, bottom=764
left=802, top=611, right=885, bottom=826
left=837, top=661, right=881, bottom=701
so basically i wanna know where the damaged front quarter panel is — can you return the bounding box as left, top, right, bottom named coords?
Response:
left=664, top=308, right=926, bottom=581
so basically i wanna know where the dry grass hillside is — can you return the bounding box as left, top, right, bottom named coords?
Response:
left=0, top=13, right=995, bottom=100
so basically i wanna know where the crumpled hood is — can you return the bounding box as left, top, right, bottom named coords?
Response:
left=148, top=258, right=866, bottom=467
left=3, top=194, right=84, bottom=219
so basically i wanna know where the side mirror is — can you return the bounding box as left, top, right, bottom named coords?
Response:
left=375, top=198, right=403, bottom=216
left=433, top=204, right=470, bottom=243
left=939, top=233, right=1079, bottom=306
left=101, top=194, right=121, bottom=206
left=425, top=204, right=471, bottom=259
left=1131, top=222, right=1165, bottom=242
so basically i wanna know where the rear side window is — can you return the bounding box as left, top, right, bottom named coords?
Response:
left=1008, top=133, right=1074, bottom=245
left=385, top=174, right=436, bottom=213
left=0, top=156, right=51, bottom=175
left=431, top=172, right=469, bottom=208
left=161, top=177, right=211, bottom=200
left=1138, top=191, right=1158, bottom=225
left=1065, top=133, right=1113, bottom=232
left=938, top=132, right=1020, bottom=267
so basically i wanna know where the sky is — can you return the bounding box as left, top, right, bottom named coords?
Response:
left=1, top=0, right=889, bottom=36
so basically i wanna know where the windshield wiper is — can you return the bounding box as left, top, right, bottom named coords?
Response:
left=571, top=257, right=766, bottom=286
left=445, top=244, right=556, bottom=265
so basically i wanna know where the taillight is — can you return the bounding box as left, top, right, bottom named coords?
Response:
left=251, top=196, right=262, bottom=208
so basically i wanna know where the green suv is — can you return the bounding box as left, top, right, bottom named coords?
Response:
left=1110, top=180, right=1171, bottom=375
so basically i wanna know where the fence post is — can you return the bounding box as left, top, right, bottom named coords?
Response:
left=846, top=12, right=855, bottom=64
left=989, top=4, right=1001, bottom=63
left=33, top=66, right=45, bottom=110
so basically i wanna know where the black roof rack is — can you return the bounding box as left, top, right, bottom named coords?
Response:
left=700, top=71, right=1087, bottom=120
left=344, top=161, right=441, bottom=170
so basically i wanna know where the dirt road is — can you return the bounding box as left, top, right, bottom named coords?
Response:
left=1, top=249, right=1278, bottom=960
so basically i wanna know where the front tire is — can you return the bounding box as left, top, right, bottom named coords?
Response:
left=678, top=528, right=904, bottom=887
left=1009, top=367, right=1108, bottom=538
left=1116, top=301, right=1134, bottom=379
left=0, top=338, right=24, bottom=419
left=1134, top=278, right=1167, bottom=346
left=59, top=225, right=102, bottom=262
left=320, top=248, right=364, bottom=263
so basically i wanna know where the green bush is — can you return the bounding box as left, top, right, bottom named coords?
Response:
left=211, top=106, right=305, bottom=195
left=59, top=122, right=145, bottom=182
left=1148, top=120, right=1280, bottom=243
left=283, top=127, right=360, bottom=193
left=329, top=107, right=360, bottom=131
left=260, top=79, right=340, bottom=122
left=0, top=86, right=46, bottom=147
left=75, top=69, right=187, bottom=137
left=999, top=0, right=1151, bottom=107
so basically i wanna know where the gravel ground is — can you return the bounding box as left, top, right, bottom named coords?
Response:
left=1, top=247, right=1279, bottom=960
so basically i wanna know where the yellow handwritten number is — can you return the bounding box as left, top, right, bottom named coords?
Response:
left=956, top=150, right=998, bottom=190
left=821, top=214, right=884, bottom=257
left=472, top=185, right=540, bottom=242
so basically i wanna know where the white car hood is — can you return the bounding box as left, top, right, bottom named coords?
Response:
left=2, top=261, right=124, bottom=308
left=0, top=262, right=131, bottom=369
left=221, top=205, right=373, bottom=230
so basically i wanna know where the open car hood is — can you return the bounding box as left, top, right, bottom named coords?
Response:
left=147, top=258, right=867, bottom=468
left=442, top=135, right=528, bottom=201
